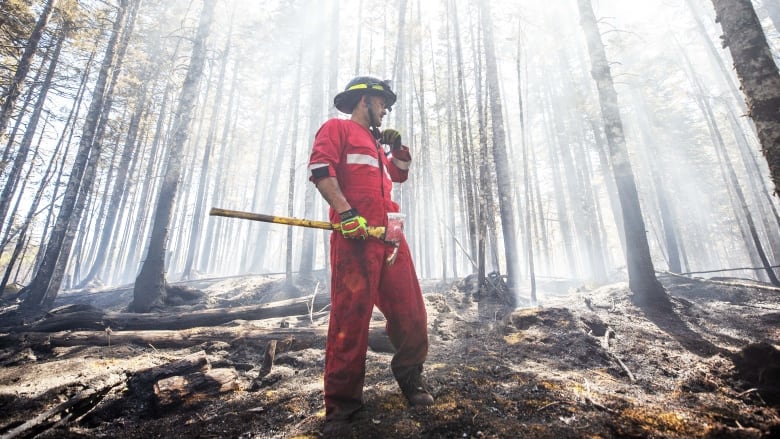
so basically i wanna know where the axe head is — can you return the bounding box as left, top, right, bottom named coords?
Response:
left=385, top=213, right=405, bottom=243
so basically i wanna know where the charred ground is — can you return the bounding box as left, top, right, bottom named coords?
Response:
left=0, top=273, right=778, bottom=438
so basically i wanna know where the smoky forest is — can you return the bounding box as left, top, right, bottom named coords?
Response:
left=0, top=0, right=779, bottom=438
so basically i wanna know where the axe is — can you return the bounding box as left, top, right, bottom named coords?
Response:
left=209, top=207, right=401, bottom=264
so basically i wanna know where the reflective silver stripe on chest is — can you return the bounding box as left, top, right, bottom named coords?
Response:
left=346, top=153, right=378, bottom=168
left=346, top=153, right=392, bottom=182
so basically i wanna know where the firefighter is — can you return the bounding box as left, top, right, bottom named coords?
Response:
left=308, top=76, right=434, bottom=434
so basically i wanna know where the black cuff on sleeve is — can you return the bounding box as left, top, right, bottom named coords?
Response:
left=311, top=167, right=330, bottom=180
left=339, top=208, right=359, bottom=221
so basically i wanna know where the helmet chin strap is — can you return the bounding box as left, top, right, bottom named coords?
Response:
left=367, top=100, right=381, bottom=140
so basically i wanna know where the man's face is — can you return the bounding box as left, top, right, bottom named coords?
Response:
left=366, top=95, right=388, bottom=126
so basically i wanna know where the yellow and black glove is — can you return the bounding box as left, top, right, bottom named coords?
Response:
left=338, top=208, right=368, bottom=239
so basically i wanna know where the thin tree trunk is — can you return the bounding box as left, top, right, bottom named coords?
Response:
left=182, top=19, right=233, bottom=280
left=629, top=88, right=682, bottom=273
left=0, top=43, right=46, bottom=193
left=450, top=0, right=478, bottom=263
left=516, top=32, right=536, bottom=303
left=478, top=0, right=520, bottom=303
left=298, top=7, right=327, bottom=279
left=201, top=58, right=239, bottom=274
left=284, top=51, right=303, bottom=282
left=44, top=0, right=139, bottom=305
left=82, top=78, right=149, bottom=284
left=132, top=0, right=216, bottom=312
left=0, top=0, right=56, bottom=143
left=123, top=85, right=170, bottom=283
left=21, top=1, right=129, bottom=310
left=0, top=24, right=66, bottom=251
left=577, top=0, right=665, bottom=303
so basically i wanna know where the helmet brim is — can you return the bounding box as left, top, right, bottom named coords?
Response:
left=333, top=83, right=397, bottom=114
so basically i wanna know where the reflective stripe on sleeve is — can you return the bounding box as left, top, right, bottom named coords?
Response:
left=391, top=157, right=411, bottom=170
left=309, top=163, right=330, bottom=171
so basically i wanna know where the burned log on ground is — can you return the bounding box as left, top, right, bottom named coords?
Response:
left=6, top=296, right=330, bottom=333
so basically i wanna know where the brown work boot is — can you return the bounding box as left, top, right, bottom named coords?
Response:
left=397, top=368, right=435, bottom=406
left=322, top=418, right=351, bottom=437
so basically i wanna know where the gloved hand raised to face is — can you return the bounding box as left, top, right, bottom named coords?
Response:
left=338, top=208, right=369, bottom=239
left=380, top=129, right=403, bottom=150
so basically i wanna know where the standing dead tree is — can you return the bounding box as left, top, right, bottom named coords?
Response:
left=577, top=0, right=665, bottom=304
left=132, top=0, right=216, bottom=312
left=21, top=0, right=130, bottom=311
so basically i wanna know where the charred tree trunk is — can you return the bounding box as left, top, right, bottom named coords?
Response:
left=710, top=0, right=780, bottom=195
left=516, top=34, right=537, bottom=303
left=82, top=78, right=149, bottom=285
left=680, top=43, right=780, bottom=285
left=182, top=20, right=233, bottom=280
left=629, top=88, right=682, bottom=274
left=0, top=0, right=56, bottom=143
left=202, top=57, right=240, bottom=274
left=0, top=24, right=66, bottom=253
left=450, top=0, right=478, bottom=262
left=298, top=6, right=327, bottom=279
left=21, top=1, right=129, bottom=310
left=132, top=0, right=216, bottom=312
left=44, top=0, right=138, bottom=306
left=284, top=51, right=303, bottom=282
left=123, top=85, right=170, bottom=283
left=577, top=0, right=665, bottom=303
left=479, top=0, right=520, bottom=304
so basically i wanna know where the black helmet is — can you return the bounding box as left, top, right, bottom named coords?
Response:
left=333, top=76, right=397, bottom=114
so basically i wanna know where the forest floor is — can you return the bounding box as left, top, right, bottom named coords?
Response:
left=0, top=272, right=778, bottom=438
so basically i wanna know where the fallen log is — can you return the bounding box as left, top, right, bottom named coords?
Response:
left=154, top=368, right=239, bottom=410
left=0, top=327, right=325, bottom=350
left=0, top=378, right=124, bottom=439
left=128, top=351, right=210, bottom=394
left=10, top=296, right=330, bottom=333
left=0, top=325, right=392, bottom=352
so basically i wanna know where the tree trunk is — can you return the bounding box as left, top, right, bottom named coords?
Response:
left=21, top=1, right=129, bottom=310
left=516, top=34, right=536, bottom=303
left=132, top=0, right=216, bottom=312
left=629, top=88, right=682, bottom=274
left=182, top=20, right=233, bottom=280
left=201, top=58, right=239, bottom=274
left=44, top=0, right=139, bottom=306
left=123, top=85, right=170, bottom=283
left=284, top=51, right=303, bottom=282
left=679, top=42, right=780, bottom=285
left=478, top=0, right=520, bottom=304
left=577, top=0, right=665, bottom=303
left=82, top=79, right=149, bottom=285
left=0, top=0, right=56, bottom=142
left=298, top=6, right=327, bottom=279
left=0, top=24, right=66, bottom=255
left=711, top=0, right=780, bottom=195
left=450, top=0, right=478, bottom=262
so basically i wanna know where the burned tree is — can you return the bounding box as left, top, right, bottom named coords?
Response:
left=132, top=0, right=216, bottom=312
left=577, top=0, right=665, bottom=304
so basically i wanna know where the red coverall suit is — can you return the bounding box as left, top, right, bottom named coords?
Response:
left=308, top=118, right=429, bottom=420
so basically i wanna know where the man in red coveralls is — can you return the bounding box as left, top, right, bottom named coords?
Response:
left=308, top=76, right=433, bottom=434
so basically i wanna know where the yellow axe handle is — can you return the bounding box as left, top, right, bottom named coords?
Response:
left=209, top=207, right=385, bottom=240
